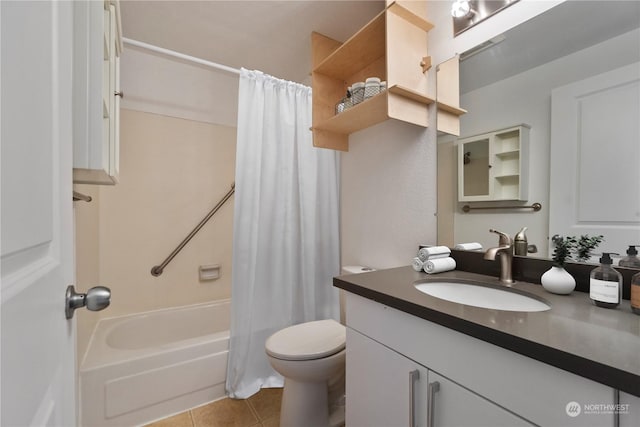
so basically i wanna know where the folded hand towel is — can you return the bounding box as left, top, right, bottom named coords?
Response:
left=454, top=242, right=483, bottom=251
left=412, top=257, right=424, bottom=272
left=417, top=245, right=451, bottom=262
left=423, top=257, right=457, bottom=274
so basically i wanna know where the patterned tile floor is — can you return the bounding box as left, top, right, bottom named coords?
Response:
left=145, top=388, right=282, bottom=427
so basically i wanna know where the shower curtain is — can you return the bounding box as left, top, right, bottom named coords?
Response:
left=226, top=69, right=341, bottom=398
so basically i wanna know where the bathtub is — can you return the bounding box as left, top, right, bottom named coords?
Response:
left=80, top=299, right=230, bottom=427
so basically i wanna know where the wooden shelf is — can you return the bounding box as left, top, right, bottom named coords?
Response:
left=314, top=12, right=386, bottom=80
left=313, top=84, right=434, bottom=135
left=495, top=149, right=519, bottom=158
left=387, top=1, right=433, bottom=32
left=436, top=101, right=467, bottom=116
left=311, top=1, right=433, bottom=151
left=314, top=92, right=389, bottom=134
left=389, top=85, right=435, bottom=104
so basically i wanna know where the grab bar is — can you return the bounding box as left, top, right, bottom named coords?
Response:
left=462, top=202, right=541, bottom=213
left=151, top=183, right=235, bottom=277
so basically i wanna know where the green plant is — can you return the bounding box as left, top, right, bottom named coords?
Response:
left=575, top=234, right=604, bottom=262
left=551, top=236, right=577, bottom=267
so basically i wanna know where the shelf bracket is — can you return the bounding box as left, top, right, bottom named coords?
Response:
left=420, top=56, right=432, bottom=73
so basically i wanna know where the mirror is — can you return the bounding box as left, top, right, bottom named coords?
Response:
left=437, top=0, right=640, bottom=261
left=460, top=139, right=489, bottom=198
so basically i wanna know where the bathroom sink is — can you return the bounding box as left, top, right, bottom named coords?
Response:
left=414, top=281, right=551, bottom=312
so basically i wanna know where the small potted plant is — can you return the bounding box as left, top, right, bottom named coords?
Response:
left=541, top=236, right=577, bottom=294
left=575, top=234, right=604, bottom=263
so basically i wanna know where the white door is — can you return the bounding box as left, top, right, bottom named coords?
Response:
left=1, top=1, right=76, bottom=426
left=549, top=62, right=640, bottom=257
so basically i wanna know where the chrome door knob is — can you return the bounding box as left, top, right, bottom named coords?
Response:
left=65, top=285, right=111, bottom=319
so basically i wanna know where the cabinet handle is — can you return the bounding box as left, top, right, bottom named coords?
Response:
left=427, top=381, right=440, bottom=427
left=409, top=370, right=420, bottom=427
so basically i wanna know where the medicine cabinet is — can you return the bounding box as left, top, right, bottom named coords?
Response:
left=457, top=124, right=530, bottom=202
left=73, top=0, right=122, bottom=185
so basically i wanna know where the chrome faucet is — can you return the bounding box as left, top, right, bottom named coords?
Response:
left=484, top=229, right=515, bottom=285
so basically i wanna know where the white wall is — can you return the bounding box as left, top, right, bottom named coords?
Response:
left=450, top=28, right=640, bottom=256
left=341, top=120, right=437, bottom=269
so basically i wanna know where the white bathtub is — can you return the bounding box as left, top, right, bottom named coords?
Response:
left=80, top=299, right=230, bottom=427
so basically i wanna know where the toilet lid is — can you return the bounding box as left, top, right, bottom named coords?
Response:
left=265, top=319, right=346, bottom=361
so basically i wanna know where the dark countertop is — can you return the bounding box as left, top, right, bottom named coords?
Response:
left=334, top=266, right=640, bottom=397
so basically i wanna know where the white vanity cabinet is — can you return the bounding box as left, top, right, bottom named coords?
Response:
left=347, top=328, right=427, bottom=426
left=345, top=292, right=616, bottom=427
left=73, top=0, right=122, bottom=185
left=620, top=392, right=640, bottom=427
left=457, top=124, right=529, bottom=201
left=347, top=328, right=532, bottom=427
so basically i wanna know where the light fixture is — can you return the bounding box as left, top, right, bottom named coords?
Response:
left=452, top=0, right=519, bottom=36
left=451, top=0, right=472, bottom=19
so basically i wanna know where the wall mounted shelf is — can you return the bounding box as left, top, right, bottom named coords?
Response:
left=311, top=1, right=435, bottom=151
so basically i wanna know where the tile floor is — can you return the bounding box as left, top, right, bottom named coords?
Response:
left=145, top=388, right=282, bottom=427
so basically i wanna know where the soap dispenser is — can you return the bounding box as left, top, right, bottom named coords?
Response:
left=589, top=253, right=622, bottom=309
left=514, top=227, right=528, bottom=256
left=631, top=271, right=640, bottom=315
left=619, top=245, right=640, bottom=268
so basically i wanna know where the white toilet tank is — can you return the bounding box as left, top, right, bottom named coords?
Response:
left=339, top=265, right=374, bottom=324
left=341, top=265, right=374, bottom=275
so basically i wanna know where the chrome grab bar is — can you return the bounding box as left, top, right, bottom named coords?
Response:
left=151, top=183, right=235, bottom=277
left=462, top=202, right=541, bottom=213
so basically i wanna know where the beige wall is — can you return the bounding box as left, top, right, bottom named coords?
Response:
left=99, top=109, right=236, bottom=318
left=74, top=109, right=236, bottom=362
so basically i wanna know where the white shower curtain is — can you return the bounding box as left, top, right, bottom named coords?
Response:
left=225, top=69, right=341, bottom=398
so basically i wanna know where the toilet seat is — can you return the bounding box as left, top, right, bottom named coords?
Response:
left=266, top=319, right=345, bottom=361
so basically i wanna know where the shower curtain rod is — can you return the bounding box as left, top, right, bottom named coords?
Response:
left=123, top=38, right=241, bottom=75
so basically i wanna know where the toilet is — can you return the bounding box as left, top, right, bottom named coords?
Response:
left=265, top=266, right=372, bottom=427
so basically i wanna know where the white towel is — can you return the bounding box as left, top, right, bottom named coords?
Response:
left=411, top=257, right=424, bottom=272
left=454, top=242, right=483, bottom=251
left=417, top=246, right=451, bottom=262
left=423, top=257, right=457, bottom=274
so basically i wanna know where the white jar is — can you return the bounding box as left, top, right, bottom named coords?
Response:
left=364, top=77, right=381, bottom=99
left=351, top=82, right=365, bottom=105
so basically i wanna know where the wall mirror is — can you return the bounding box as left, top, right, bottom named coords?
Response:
left=437, top=0, right=640, bottom=263
left=459, top=138, right=489, bottom=199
